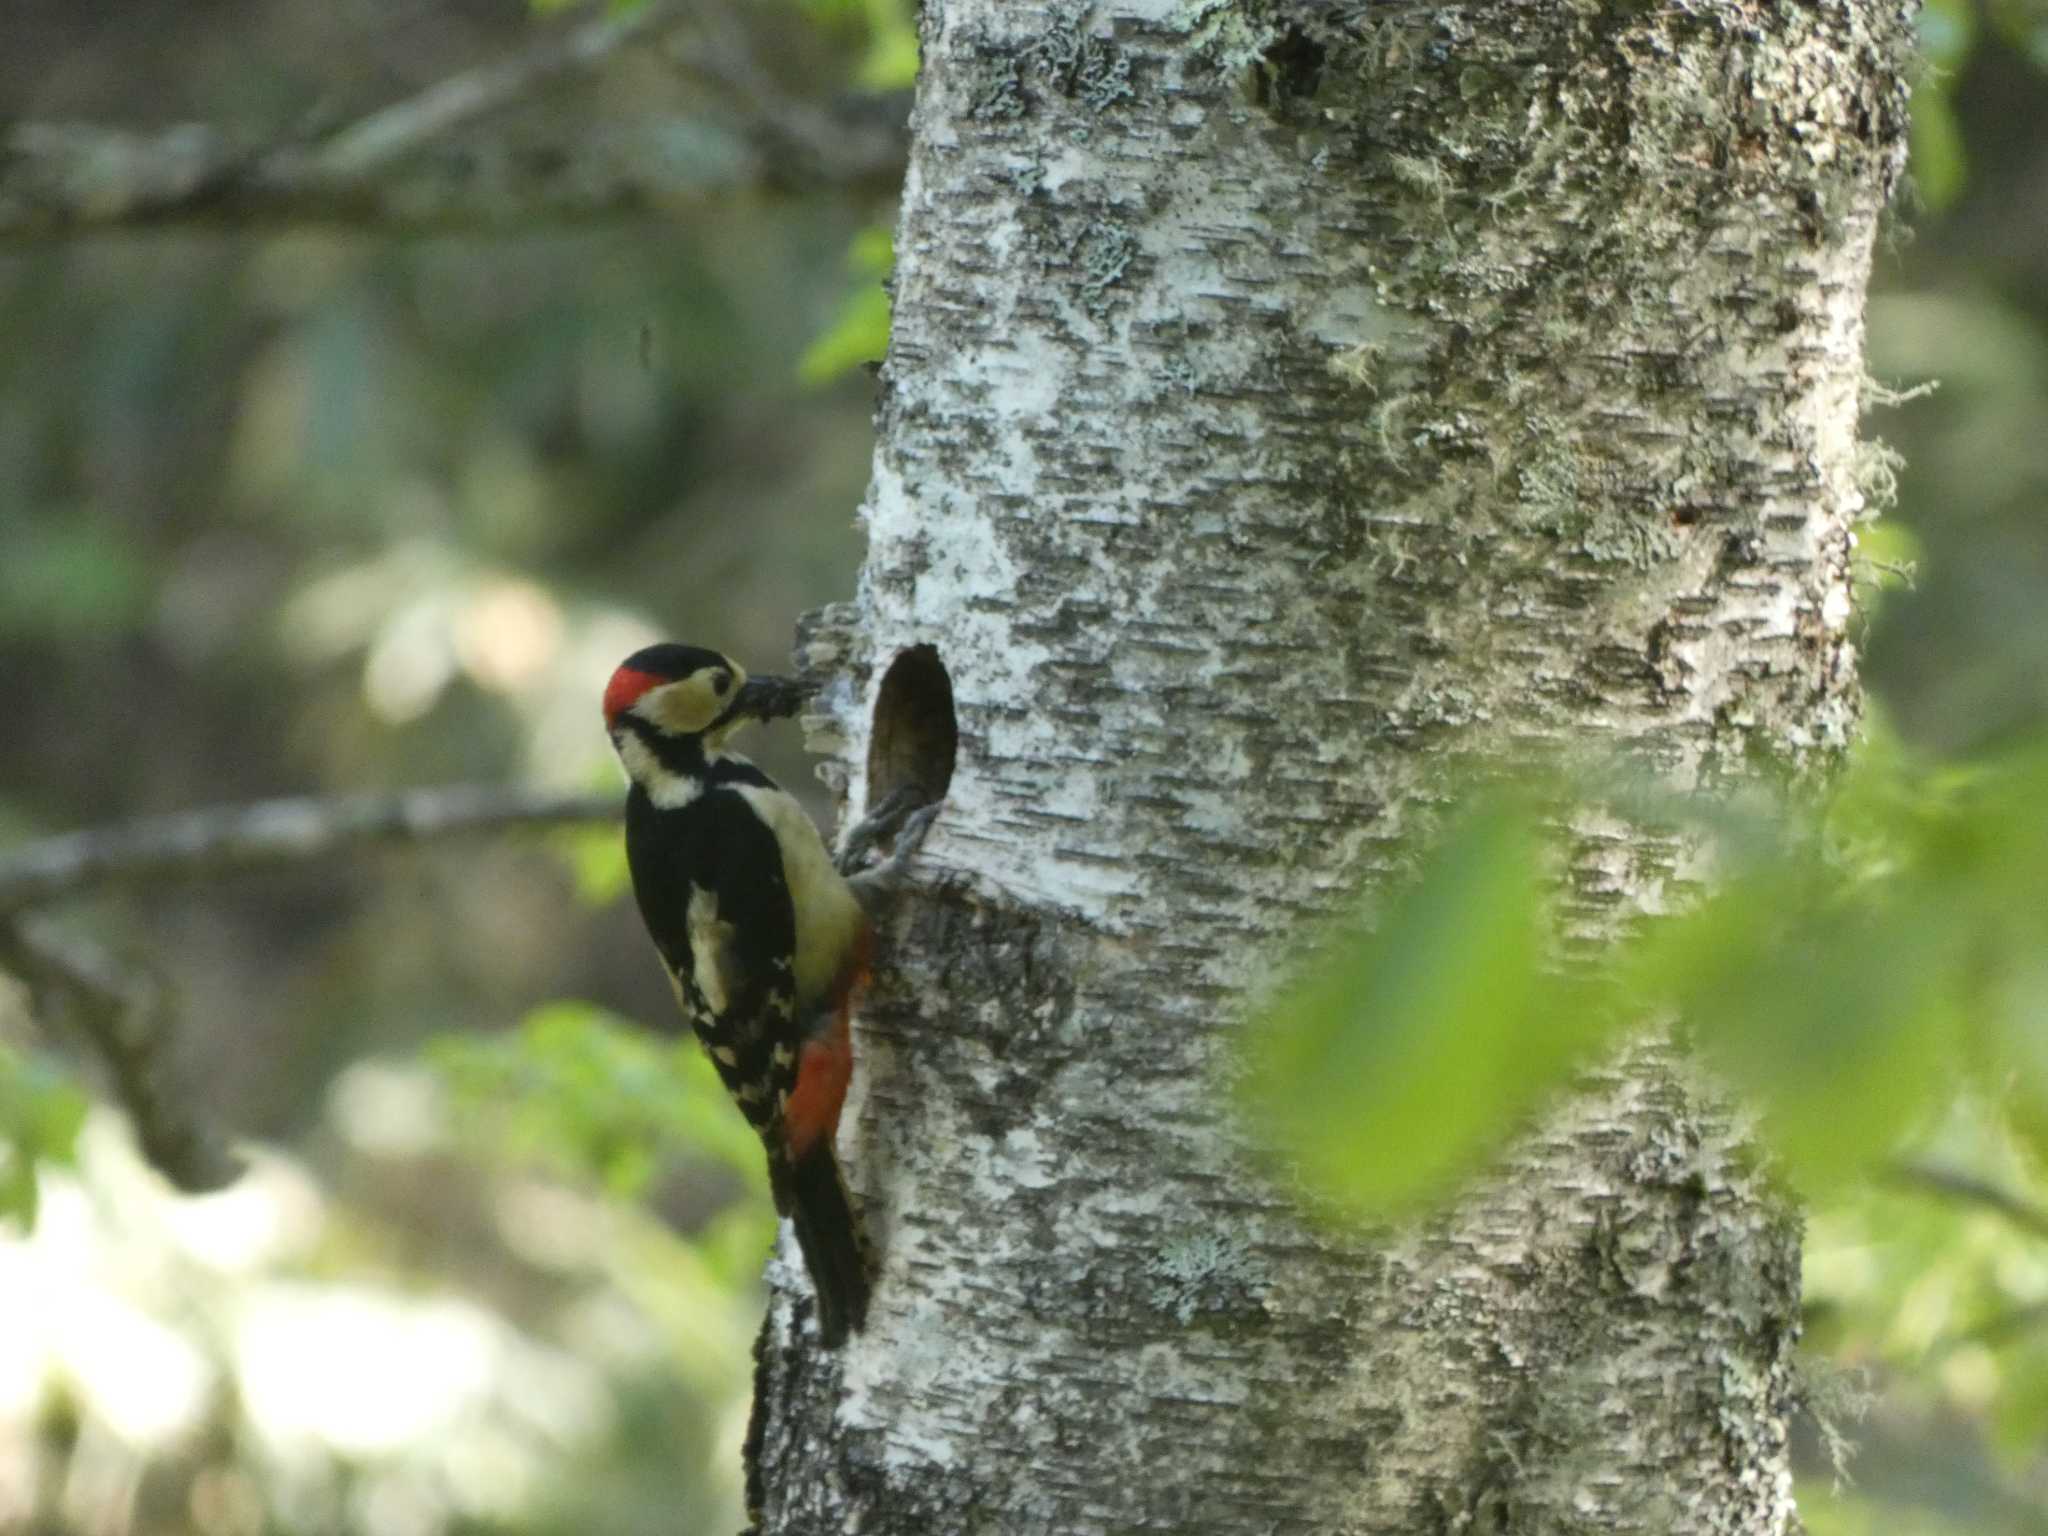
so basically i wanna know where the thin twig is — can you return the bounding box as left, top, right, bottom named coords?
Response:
left=0, top=918, right=240, bottom=1192
left=0, top=4, right=908, bottom=237
left=0, top=784, right=617, bottom=914
left=1887, top=1158, right=2048, bottom=1242
left=0, top=783, right=621, bottom=1191
left=300, top=1, right=690, bottom=182
left=666, top=14, right=910, bottom=192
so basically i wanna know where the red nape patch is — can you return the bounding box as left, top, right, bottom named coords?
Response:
left=603, top=666, right=665, bottom=724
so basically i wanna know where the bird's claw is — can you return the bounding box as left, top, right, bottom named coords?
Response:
left=836, top=784, right=928, bottom=877
left=841, top=794, right=941, bottom=902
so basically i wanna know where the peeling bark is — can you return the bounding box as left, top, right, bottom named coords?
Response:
left=758, top=2, right=1913, bottom=1532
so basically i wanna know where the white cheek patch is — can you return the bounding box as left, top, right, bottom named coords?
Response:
left=687, top=885, right=740, bottom=1018
left=637, top=665, right=745, bottom=737
left=614, top=733, right=702, bottom=808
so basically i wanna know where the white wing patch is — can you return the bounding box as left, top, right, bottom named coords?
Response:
left=686, top=885, right=739, bottom=1017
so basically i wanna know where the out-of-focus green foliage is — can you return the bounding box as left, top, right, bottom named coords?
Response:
left=1246, top=738, right=2048, bottom=1213
left=798, top=0, right=921, bottom=89
left=1640, top=876, right=1960, bottom=1185
left=533, top=0, right=918, bottom=90
left=0, top=520, right=154, bottom=643
left=0, top=1089, right=760, bottom=1536
left=430, top=1000, right=767, bottom=1201
left=0, top=1043, right=89, bottom=1224
left=558, top=821, right=636, bottom=905
left=1906, top=0, right=2048, bottom=211
left=0, top=0, right=2039, bottom=1531
left=1799, top=1105, right=2048, bottom=1534
left=0, top=3, right=889, bottom=1529
left=1242, top=799, right=1611, bottom=1217
left=799, top=225, right=895, bottom=386
left=1247, top=736, right=2048, bottom=1523
left=1913, top=0, right=1976, bottom=211
left=1638, top=737, right=2048, bottom=1185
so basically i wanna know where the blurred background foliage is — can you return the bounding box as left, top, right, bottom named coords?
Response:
left=0, top=0, right=911, bottom=1529
left=0, top=0, right=2042, bottom=1532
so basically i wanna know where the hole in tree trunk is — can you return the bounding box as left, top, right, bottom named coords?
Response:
left=866, top=645, right=956, bottom=813
left=1258, top=26, right=1324, bottom=106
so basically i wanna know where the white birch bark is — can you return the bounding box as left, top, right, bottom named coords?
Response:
left=756, top=3, right=1915, bottom=1531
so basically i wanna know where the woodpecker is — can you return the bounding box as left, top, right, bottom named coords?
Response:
left=604, top=642, right=917, bottom=1345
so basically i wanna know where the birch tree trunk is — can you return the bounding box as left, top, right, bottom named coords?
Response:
left=753, top=3, right=1914, bottom=1531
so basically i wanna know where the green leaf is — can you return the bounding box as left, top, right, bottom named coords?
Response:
left=1909, top=87, right=1968, bottom=213
left=798, top=285, right=892, bottom=387
left=1633, top=882, right=1961, bottom=1187
left=847, top=224, right=895, bottom=278
left=798, top=226, right=894, bottom=386
left=1242, top=799, right=1612, bottom=1220
left=855, top=3, right=921, bottom=91
left=1246, top=736, right=2048, bottom=1217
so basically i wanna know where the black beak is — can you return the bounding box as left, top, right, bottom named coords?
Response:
left=722, top=673, right=817, bottom=728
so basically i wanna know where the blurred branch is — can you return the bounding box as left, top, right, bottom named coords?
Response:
left=667, top=13, right=914, bottom=193
left=0, top=2, right=909, bottom=237
left=304, top=0, right=697, bottom=182
left=0, top=917, right=240, bottom=1192
left=0, top=783, right=619, bottom=1192
left=1888, top=1158, right=2048, bottom=1242
left=0, top=784, right=617, bottom=914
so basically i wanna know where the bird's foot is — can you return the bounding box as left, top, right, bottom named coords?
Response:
left=836, top=784, right=927, bottom=877
left=844, top=800, right=941, bottom=904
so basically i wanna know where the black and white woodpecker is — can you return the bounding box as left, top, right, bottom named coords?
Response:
left=603, top=642, right=926, bottom=1345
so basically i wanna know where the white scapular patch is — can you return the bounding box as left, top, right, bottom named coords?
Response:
left=664, top=968, right=696, bottom=1018
left=614, top=733, right=704, bottom=809
left=733, top=784, right=864, bottom=1007
left=687, top=886, right=739, bottom=1017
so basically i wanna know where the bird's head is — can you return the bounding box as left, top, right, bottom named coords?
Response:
left=604, top=644, right=812, bottom=785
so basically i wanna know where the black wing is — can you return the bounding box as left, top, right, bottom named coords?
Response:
left=625, top=784, right=800, bottom=1140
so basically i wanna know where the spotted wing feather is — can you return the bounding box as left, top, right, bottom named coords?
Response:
left=624, top=783, right=801, bottom=1149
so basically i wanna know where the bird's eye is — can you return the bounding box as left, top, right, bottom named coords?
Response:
left=713, top=671, right=732, bottom=696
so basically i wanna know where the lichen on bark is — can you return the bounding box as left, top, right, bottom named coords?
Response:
left=753, top=3, right=1915, bottom=1532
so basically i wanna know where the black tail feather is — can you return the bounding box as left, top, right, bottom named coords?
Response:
left=779, top=1144, right=870, bottom=1346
